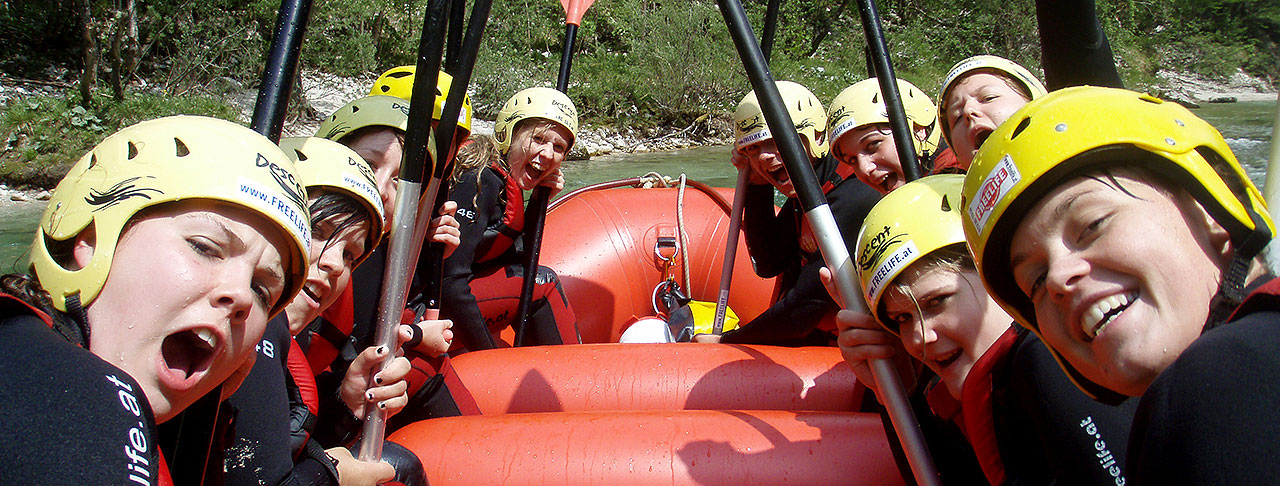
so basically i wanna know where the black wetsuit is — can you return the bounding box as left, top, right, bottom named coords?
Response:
left=0, top=294, right=167, bottom=485
left=225, top=313, right=338, bottom=486
left=442, top=164, right=578, bottom=351
left=1126, top=278, right=1280, bottom=485
left=720, top=154, right=880, bottom=345
left=989, top=327, right=1135, bottom=485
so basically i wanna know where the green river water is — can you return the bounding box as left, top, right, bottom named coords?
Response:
left=1, top=99, right=1275, bottom=271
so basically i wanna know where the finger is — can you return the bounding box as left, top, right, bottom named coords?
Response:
left=367, top=378, right=409, bottom=404
left=438, top=200, right=459, bottom=217
left=374, top=355, right=412, bottom=384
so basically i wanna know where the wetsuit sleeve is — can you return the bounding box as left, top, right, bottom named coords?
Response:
left=0, top=315, right=164, bottom=485
left=1037, top=0, right=1124, bottom=90
left=740, top=184, right=799, bottom=278
left=441, top=168, right=503, bottom=350
left=721, top=258, right=834, bottom=344
left=1127, top=314, right=1280, bottom=485
left=999, top=332, right=1136, bottom=485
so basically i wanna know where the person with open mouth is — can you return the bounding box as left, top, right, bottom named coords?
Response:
left=0, top=116, right=310, bottom=484
left=440, top=87, right=581, bottom=352
left=692, top=81, right=880, bottom=346
left=963, top=86, right=1280, bottom=484
left=937, top=55, right=1048, bottom=171
left=827, top=77, right=942, bottom=195
left=832, top=174, right=1137, bottom=485
left=223, top=136, right=459, bottom=486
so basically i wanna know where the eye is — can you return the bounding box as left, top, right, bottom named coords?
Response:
left=925, top=293, right=950, bottom=310
left=1026, top=273, right=1046, bottom=301
left=187, top=237, right=221, bottom=258
left=1076, top=214, right=1109, bottom=245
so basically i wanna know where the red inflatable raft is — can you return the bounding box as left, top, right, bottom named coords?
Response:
left=393, top=179, right=904, bottom=485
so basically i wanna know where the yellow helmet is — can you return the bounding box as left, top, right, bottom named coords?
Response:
left=278, top=137, right=386, bottom=264
left=316, top=95, right=441, bottom=167
left=856, top=174, right=966, bottom=331
left=960, top=86, right=1273, bottom=400
left=732, top=80, right=829, bottom=159
left=32, top=116, right=311, bottom=316
left=937, top=55, right=1048, bottom=151
left=828, top=77, right=940, bottom=160
left=493, top=87, right=579, bottom=155
left=316, top=95, right=410, bottom=142
left=369, top=65, right=473, bottom=136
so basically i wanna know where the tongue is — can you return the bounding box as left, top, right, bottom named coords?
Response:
left=161, top=332, right=206, bottom=380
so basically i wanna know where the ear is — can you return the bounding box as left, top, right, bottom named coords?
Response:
left=71, top=225, right=98, bottom=271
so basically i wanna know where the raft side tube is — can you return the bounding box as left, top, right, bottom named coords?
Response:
left=541, top=186, right=782, bottom=343
left=450, top=343, right=865, bottom=414
left=390, top=409, right=906, bottom=486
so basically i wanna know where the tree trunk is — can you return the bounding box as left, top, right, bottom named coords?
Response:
left=111, top=8, right=125, bottom=100
left=79, top=0, right=98, bottom=106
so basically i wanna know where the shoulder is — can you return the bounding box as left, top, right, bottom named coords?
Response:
left=1130, top=316, right=1280, bottom=483
left=0, top=317, right=162, bottom=484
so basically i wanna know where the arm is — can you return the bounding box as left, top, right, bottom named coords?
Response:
left=741, top=186, right=799, bottom=278
left=440, top=168, right=501, bottom=350
left=720, top=258, right=833, bottom=344
left=1036, top=0, right=1124, bottom=90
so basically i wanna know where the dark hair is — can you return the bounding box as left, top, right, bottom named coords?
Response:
left=308, top=189, right=375, bottom=259
left=0, top=273, right=89, bottom=345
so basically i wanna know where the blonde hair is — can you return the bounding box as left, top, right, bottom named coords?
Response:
left=877, top=243, right=976, bottom=329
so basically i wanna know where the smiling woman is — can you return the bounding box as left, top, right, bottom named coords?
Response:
left=0, top=115, right=310, bottom=484
left=962, top=86, right=1279, bottom=483
left=441, top=87, right=582, bottom=352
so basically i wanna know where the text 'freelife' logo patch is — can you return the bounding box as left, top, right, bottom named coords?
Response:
left=969, top=154, right=1021, bottom=232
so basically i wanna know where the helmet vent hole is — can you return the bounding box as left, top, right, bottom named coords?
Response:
left=88, top=154, right=98, bottom=169
left=173, top=138, right=190, bottom=157
left=872, top=93, right=880, bottom=104
left=388, top=71, right=412, bottom=79
left=351, top=106, right=360, bottom=114
left=127, top=142, right=138, bottom=159
left=1010, top=117, right=1031, bottom=139
left=293, top=149, right=307, bottom=161
left=380, top=86, right=390, bottom=93
left=940, top=194, right=952, bottom=212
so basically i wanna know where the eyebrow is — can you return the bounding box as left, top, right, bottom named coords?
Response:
left=1008, top=191, right=1087, bottom=270
left=197, top=212, right=287, bottom=287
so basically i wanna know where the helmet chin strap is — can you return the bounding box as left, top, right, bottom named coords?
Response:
left=59, top=293, right=91, bottom=348
left=1204, top=219, right=1271, bottom=332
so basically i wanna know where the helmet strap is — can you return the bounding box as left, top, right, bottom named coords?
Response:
left=1204, top=222, right=1271, bottom=332
left=59, top=293, right=91, bottom=348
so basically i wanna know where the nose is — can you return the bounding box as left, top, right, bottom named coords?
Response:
left=855, top=154, right=878, bottom=177
left=903, top=317, right=938, bottom=350
left=214, top=271, right=255, bottom=324
left=316, top=243, right=345, bottom=280
left=1044, top=250, right=1089, bottom=304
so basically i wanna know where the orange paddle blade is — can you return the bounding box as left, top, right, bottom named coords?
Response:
left=560, top=0, right=597, bottom=25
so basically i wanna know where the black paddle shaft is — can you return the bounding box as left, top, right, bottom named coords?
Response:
left=760, top=0, right=782, bottom=63
left=513, top=22, right=579, bottom=347
left=167, top=0, right=315, bottom=483
left=250, top=0, right=313, bottom=143
left=856, top=0, right=922, bottom=181
left=420, top=0, right=495, bottom=311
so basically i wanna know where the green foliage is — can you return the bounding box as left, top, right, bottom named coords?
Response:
left=0, top=91, right=238, bottom=188
left=0, top=0, right=1275, bottom=189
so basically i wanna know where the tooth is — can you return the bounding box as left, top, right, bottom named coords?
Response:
left=195, top=329, right=217, bottom=348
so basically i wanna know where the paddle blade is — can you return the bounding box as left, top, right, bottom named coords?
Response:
left=561, top=0, right=597, bottom=25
